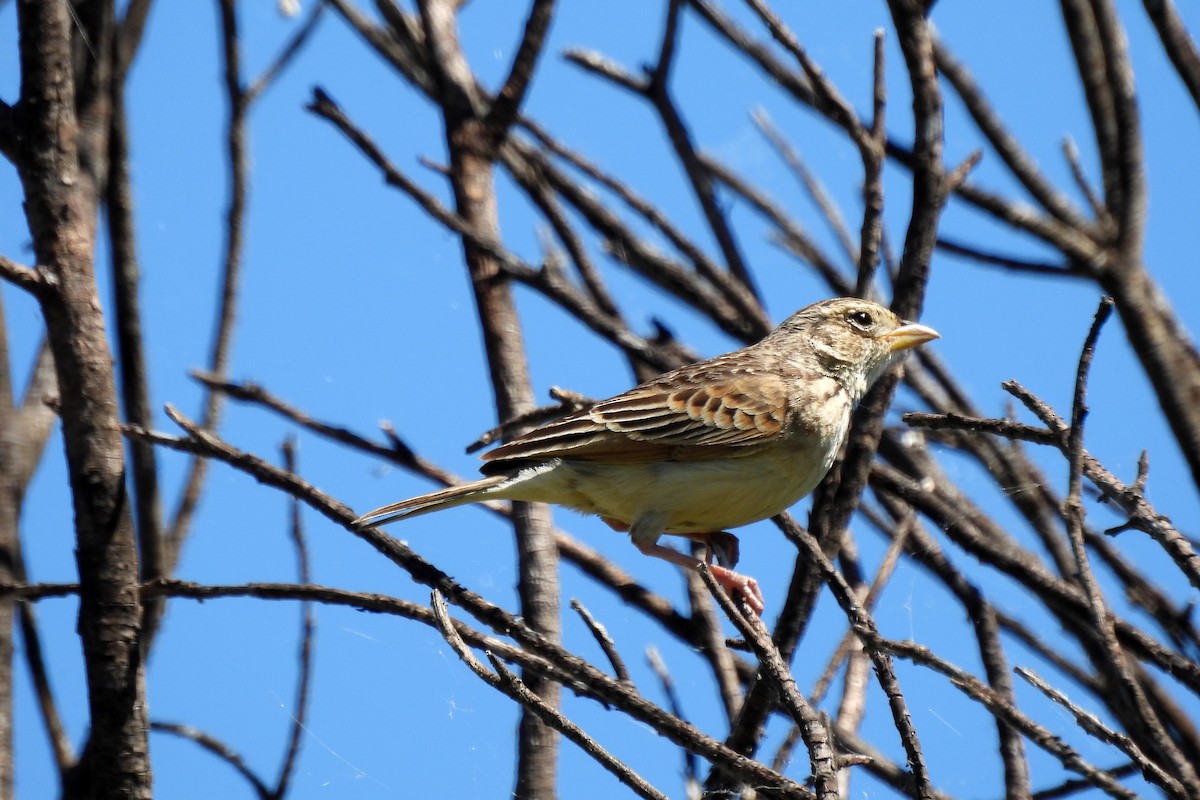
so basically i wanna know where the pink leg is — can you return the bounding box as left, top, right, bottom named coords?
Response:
left=635, top=541, right=765, bottom=616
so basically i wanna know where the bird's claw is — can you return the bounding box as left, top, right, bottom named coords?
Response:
left=711, top=564, right=765, bottom=616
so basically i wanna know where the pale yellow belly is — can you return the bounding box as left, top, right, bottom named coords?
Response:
left=497, top=440, right=832, bottom=533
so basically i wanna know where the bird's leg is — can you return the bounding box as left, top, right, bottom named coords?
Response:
left=607, top=515, right=765, bottom=615
left=633, top=542, right=764, bottom=616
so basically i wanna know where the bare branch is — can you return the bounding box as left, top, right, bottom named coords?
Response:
left=483, top=0, right=556, bottom=139
left=753, top=110, right=858, bottom=268
left=881, top=639, right=1142, bottom=800
left=1142, top=0, right=1200, bottom=114
left=245, top=0, right=328, bottom=103
left=1015, top=667, right=1183, bottom=795
left=1062, top=136, right=1108, bottom=222
left=273, top=439, right=314, bottom=800
left=164, top=0, right=254, bottom=593
left=564, top=33, right=769, bottom=325
left=150, top=723, right=271, bottom=800
left=776, top=517, right=934, bottom=798
left=702, top=155, right=852, bottom=298
left=904, top=411, right=1059, bottom=446
left=0, top=257, right=49, bottom=295
left=104, top=54, right=165, bottom=642
left=933, top=37, right=1089, bottom=228
left=644, top=647, right=700, bottom=796
left=17, top=601, right=72, bottom=775
left=740, top=0, right=871, bottom=149
left=698, top=564, right=840, bottom=799
left=872, top=459, right=1200, bottom=692
left=680, top=559, right=745, bottom=722
left=858, top=29, right=888, bottom=297
left=935, top=238, right=1079, bottom=277
left=569, top=599, right=630, bottom=685
left=414, top=4, right=563, bottom=788
left=643, top=1, right=764, bottom=310
left=885, top=0, right=944, bottom=318
left=996, top=382, right=1200, bottom=590
left=13, top=1, right=148, bottom=792
left=431, top=591, right=669, bottom=800
left=1060, top=297, right=1200, bottom=790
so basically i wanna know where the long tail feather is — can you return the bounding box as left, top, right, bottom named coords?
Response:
left=354, top=475, right=508, bottom=527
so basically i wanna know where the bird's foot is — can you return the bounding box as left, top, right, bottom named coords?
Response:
left=635, top=540, right=764, bottom=615
left=709, top=564, right=764, bottom=616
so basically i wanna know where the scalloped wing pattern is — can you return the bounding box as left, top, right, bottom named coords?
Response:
left=481, top=358, right=791, bottom=471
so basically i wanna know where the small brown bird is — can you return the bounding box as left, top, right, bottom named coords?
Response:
left=356, top=298, right=938, bottom=613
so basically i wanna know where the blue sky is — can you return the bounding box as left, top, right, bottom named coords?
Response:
left=3, top=1, right=1200, bottom=797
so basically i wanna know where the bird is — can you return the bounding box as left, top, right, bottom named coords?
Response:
left=355, top=297, right=938, bottom=614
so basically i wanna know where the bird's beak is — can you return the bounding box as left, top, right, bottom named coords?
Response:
left=881, top=322, right=940, bottom=352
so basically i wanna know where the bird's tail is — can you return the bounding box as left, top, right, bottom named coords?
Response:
left=354, top=475, right=509, bottom=527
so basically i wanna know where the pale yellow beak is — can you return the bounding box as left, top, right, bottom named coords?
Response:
left=881, top=322, right=940, bottom=352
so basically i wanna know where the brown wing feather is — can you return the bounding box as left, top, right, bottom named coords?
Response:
left=481, top=353, right=791, bottom=472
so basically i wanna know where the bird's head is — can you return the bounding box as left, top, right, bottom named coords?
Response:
left=771, top=297, right=940, bottom=395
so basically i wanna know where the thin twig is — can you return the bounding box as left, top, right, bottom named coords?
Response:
left=309, top=88, right=678, bottom=367
left=151, top=722, right=271, bottom=799
left=643, top=0, right=763, bottom=310
left=935, top=238, right=1077, bottom=277
left=880, top=638, right=1140, bottom=799
left=753, top=109, right=858, bottom=267
left=810, top=519, right=911, bottom=706
left=1061, top=136, right=1107, bottom=222
left=431, top=591, right=669, bottom=800
left=17, top=602, right=72, bottom=772
left=482, top=0, right=557, bottom=139
left=517, top=120, right=767, bottom=340
left=646, top=646, right=700, bottom=795
left=1015, top=667, right=1183, bottom=796
left=1061, top=297, right=1200, bottom=791
left=164, top=0, right=253, bottom=592
left=904, top=412, right=1058, bottom=446
left=1031, top=763, right=1142, bottom=800
left=273, top=438, right=314, bottom=799
left=681, top=555, right=745, bottom=722
left=871, top=459, right=1200, bottom=693
left=858, top=29, right=887, bottom=297
left=994, top=382, right=1200, bottom=590
left=246, top=0, right=328, bottom=102
left=1142, top=0, right=1200, bottom=114
left=698, top=564, right=839, bottom=799
left=741, top=0, right=871, bottom=150
left=933, top=36, right=1087, bottom=228
left=569, top=599, right=631, bottom=684
left=0, top=256, right=49, bottom=294
left=106, top=49, right=166, bottom=639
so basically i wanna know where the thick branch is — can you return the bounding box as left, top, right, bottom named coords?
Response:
left=13, top=2, right=148, bottom=796
left=418, top=3, right=562, bottom=792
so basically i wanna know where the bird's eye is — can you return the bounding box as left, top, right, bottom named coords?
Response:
left=848, top=310, right=873, bottom=329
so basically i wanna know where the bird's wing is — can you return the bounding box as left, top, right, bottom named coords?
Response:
left=481, top=358, right=791, bottom=470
